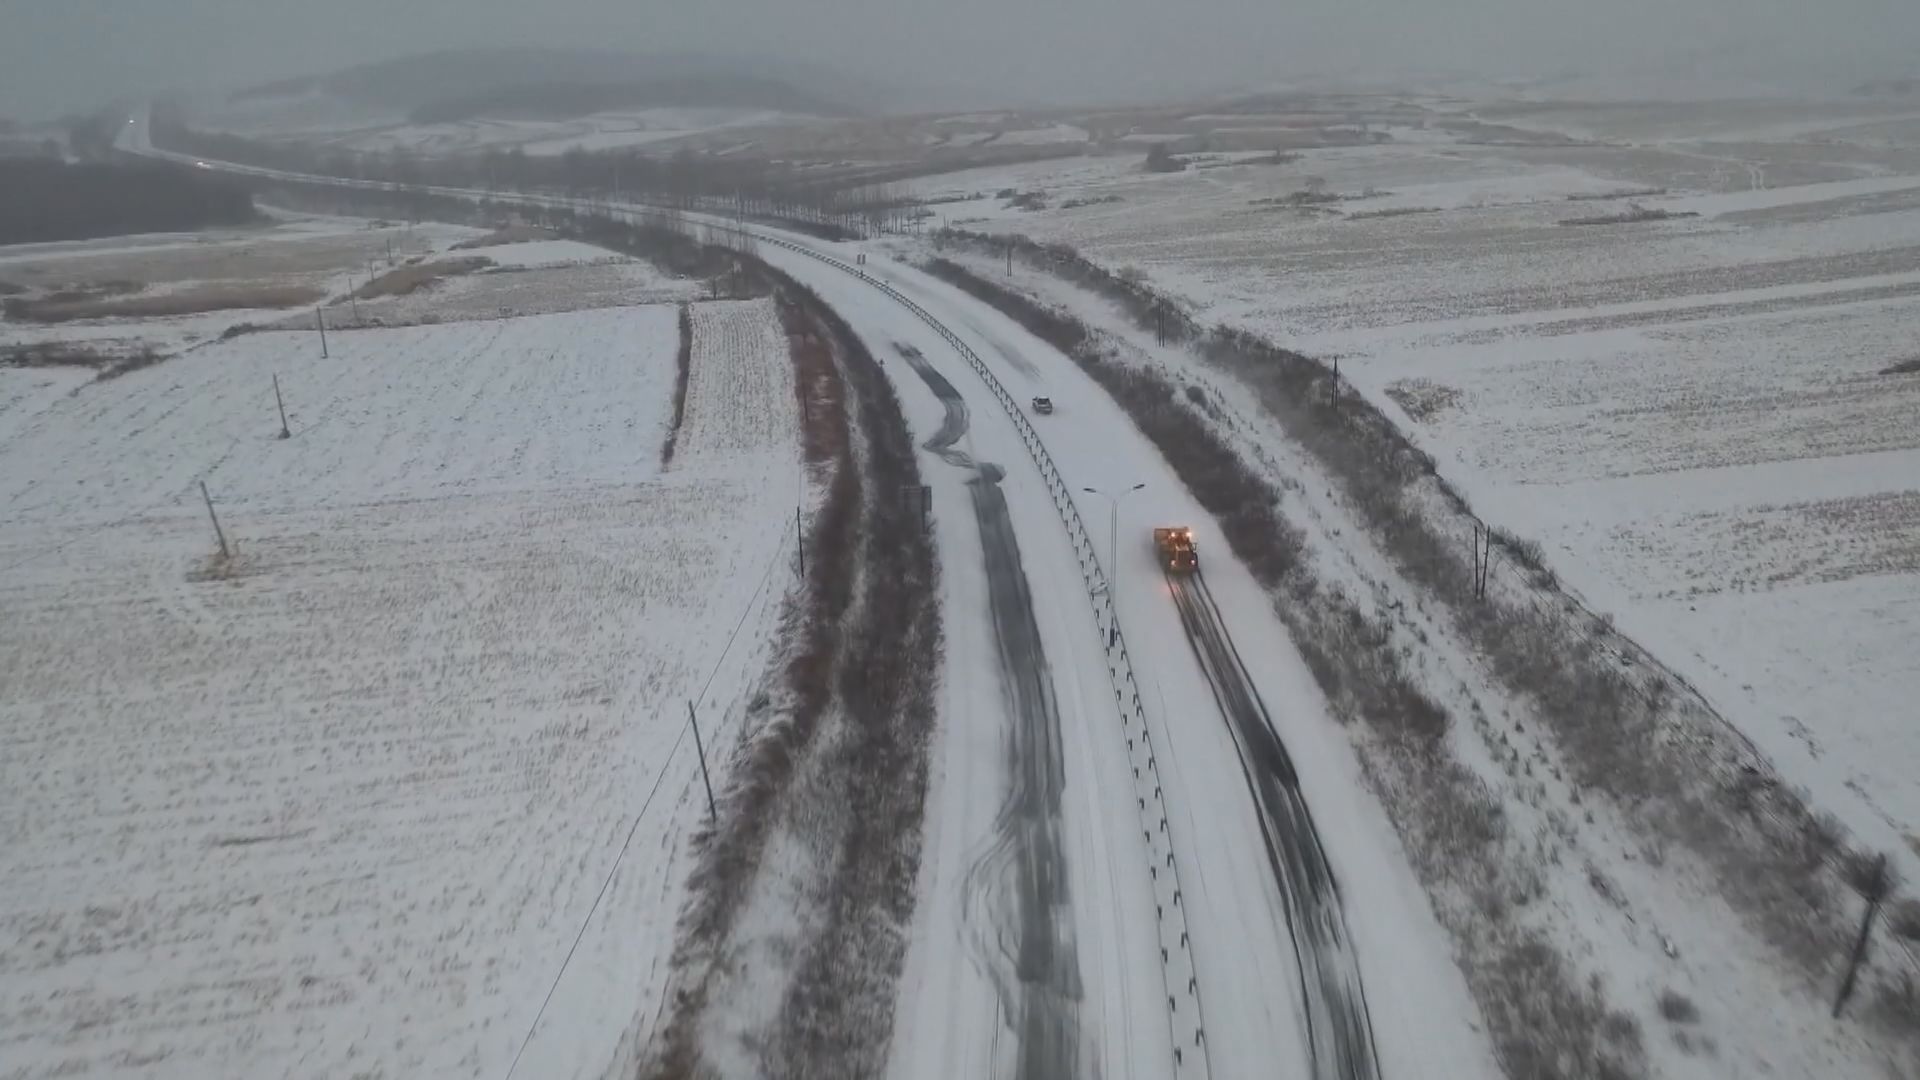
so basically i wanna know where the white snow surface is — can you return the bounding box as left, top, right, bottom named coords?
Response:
left=0, top=301, right=803, bottom=1080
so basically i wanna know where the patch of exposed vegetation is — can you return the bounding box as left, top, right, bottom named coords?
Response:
left=661, top=303, right=692, bottom=467
left=449, top=225, right=556, bottom=249
left=1059, top=194, right=1122, bottom=210
left=0, top=342, right=120, bottom=369
left=4, top=283, right=325, bottom=323
left=1560, top=205, right=1701, bottom=227
left=1385, top=378, right=1465, bottom=421
left=351, top=257, right=494, bottom=299
left=1144, top=143, right=1186, bottom=173
left=1566, top=188, right=1670, bottom=202
left=1347, top=206, right=1444, bottom=220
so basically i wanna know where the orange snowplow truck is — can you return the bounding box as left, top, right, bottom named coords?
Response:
left=1153, top=527, right=1199, bottom=573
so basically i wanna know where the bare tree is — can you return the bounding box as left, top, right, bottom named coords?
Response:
left=1834, top=851, right=1900, bottom=1017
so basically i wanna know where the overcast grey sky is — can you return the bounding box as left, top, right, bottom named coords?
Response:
left=5, top=0, right=1917, bottom=120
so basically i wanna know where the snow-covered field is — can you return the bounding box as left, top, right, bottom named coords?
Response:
left=0, top=297, right=802, bottom=1079
left=913, top=100, right=1920, bottom=884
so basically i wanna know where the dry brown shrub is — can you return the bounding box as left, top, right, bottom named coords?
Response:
left=352, top=256, right=494, bottom=298
left=6, top=283, right=325, bottom=323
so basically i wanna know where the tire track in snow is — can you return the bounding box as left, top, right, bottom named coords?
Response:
left=1169, top=571, right=1380, bottom=1080
left=898, top=343, right=1085, bottom=1080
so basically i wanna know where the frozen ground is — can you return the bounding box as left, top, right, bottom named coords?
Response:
left=916, top=98, right=1920, bottom=883
left=0, top=298, right=803, bottom=1079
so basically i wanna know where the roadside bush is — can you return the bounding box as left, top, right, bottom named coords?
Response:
left=1468, top=939, right=1644, bottom=1080
left=660, top=304, right=693, bottom=467
left=1492, top=527, right=1547, bottom=573
left=6, top=284, right=324, bottom=323
left=97, top=348, right=167, bottom=380
left=1892, top=899, right=1920, bottom=942
left=650, top=266, right=937, bottom=1080
left=767, top=276, right=940, bottom=1077
left=352, top=257, right=493, bottom=299
left=0, top=343, right=119, bottom=369
left=1658, top=989, right=1700, bottom=1023
left=1144, top=143, right=1186, bottom=173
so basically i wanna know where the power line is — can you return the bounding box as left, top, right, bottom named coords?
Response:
left=502, top=516, right=795, bottom=1079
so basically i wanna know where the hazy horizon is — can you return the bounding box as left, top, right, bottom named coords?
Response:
left=6, top=0, right=1919, bottom=121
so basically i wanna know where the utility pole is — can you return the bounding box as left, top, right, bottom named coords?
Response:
left=1330, top=356, right=1340, bottom=409
left=687, top=701, right=717, bottom=821
left=1471, top=522, right=1492, bottom=599
left=796, top=505, right=806, bottom=575
left=315, top=307, right=329, bottom=358
left=272, top=374, right=290, bottom=439
left=199, top=481, right=229, bottom=560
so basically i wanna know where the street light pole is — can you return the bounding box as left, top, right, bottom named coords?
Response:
left=1081, top=482, right=1146, bottom=591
